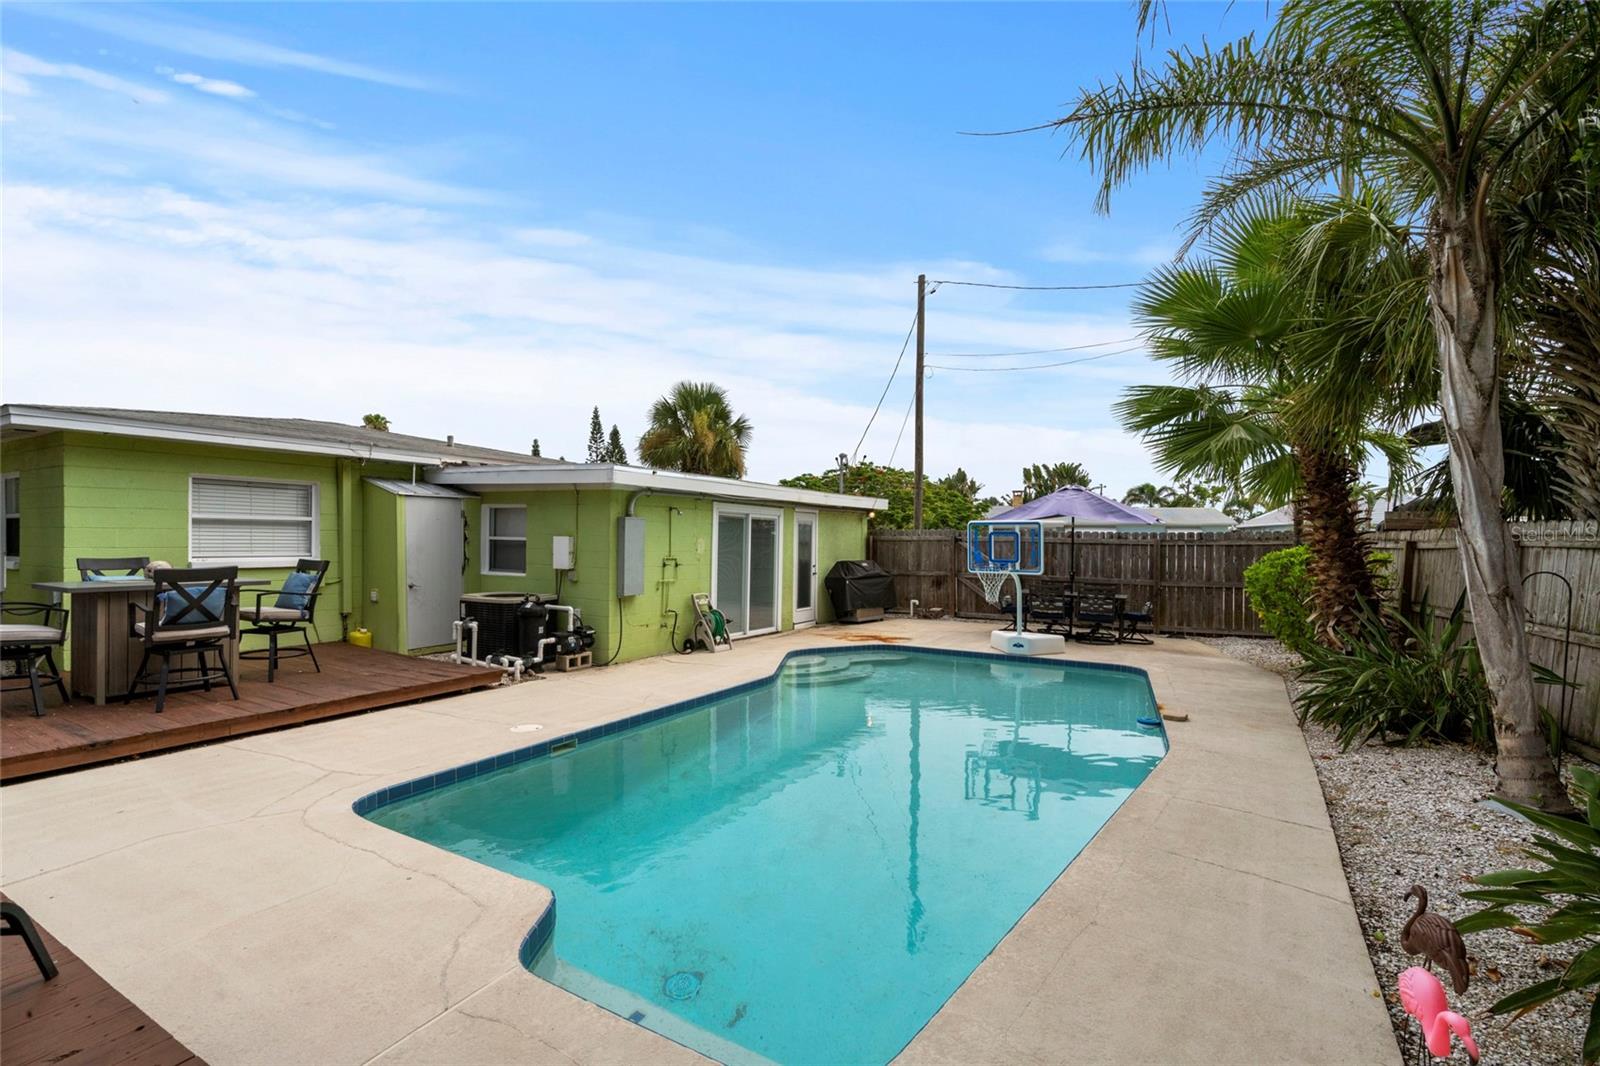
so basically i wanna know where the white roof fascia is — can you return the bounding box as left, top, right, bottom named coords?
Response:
left=427, top=463, right=888, bottom=512
left=1, top=405, right=473, bottom=466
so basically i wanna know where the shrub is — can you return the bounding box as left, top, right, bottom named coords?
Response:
left=1294, top=593, right=1496, bottom=750
left=1244, top=546, right=1316, bottom=653
left=1456, top=767, right=1600, bottom=1062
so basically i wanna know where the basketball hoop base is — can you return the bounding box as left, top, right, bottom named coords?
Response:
left=990, top=630, right=1067, bottom=656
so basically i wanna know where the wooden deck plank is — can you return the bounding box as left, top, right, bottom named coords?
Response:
left=1, top=643, right=502, bottom=781
left=1, top=893, right=203, bottom=1066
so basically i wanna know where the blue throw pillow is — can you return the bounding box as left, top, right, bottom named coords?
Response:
left=160, top=584, right=228, bottom=625
left=85, top=572, right=143, bottom=582
left=276, top=570, right=318, bottom=613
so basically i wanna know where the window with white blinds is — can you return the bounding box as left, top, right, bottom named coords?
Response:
left=190, top=477, right=316, bottom=563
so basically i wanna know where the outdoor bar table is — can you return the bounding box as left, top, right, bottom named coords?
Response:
left=32, top=578, right=270, bottom=706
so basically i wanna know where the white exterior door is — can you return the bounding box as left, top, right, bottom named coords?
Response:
left=794, top=511, right=818, bottom=626
left=405, top=496, right=465, bottom=650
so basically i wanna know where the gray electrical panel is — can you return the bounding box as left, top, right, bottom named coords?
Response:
left=617, top=516, right=645, bottom=597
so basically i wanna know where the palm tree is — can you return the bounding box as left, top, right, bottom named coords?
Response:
left=361, top=413, right=390, bottom=432
left=1022, top=462, right=1093, bottom=501
left=1122, top=482, right=1172, bottom=506
left=637, top=382, right=753, bottom=478
left=1115, top=196, right=1426, bottom=640
left=1057, top=0, right=1596, bottom=807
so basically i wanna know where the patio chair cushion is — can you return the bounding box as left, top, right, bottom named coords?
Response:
left=276, top=570, right=318, bottom=611
left=85, top=573, right=144, bottom=581
left=243, top=605, right=309, bottom=623
left=135, top=621, right=230, bottom=642
left=0, top=624, right=65, bottom=645
left=159, top=585, right=227, bottom=624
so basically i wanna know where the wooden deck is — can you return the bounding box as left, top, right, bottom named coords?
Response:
left=2, top=893, right=203, bottom=1066
left=1, top=643, right=503, bottom=781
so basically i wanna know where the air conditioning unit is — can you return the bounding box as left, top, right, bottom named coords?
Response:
left=459, top=592, right=551, bottom=659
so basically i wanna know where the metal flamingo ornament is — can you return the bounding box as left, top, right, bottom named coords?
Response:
left=1401, top=885, right=1470, bottom=994
left=1398, top=967, right=1479, bottom=1064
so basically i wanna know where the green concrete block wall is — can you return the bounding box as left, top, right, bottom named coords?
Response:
left=359, top=481, right=407, bottom=653
left=465, top=487, right=872, bottom=666
left=1, top=433, right=67, bottom=608
left=468, top=488, right=619, bottom=653
left=2, top=430, right=413, bottom=661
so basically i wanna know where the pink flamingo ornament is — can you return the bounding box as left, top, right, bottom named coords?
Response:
left=1398, top=966, right=1480, bottom=1063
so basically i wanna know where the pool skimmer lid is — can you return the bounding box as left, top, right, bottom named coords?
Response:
left=663, top=971, right=703, bottom=1001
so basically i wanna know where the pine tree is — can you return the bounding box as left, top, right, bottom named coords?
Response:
left=605, top=426, right=629, bottom=464
left=530, top=438, right=541, bottom=457
left=585, top=407, right=606, bottom=463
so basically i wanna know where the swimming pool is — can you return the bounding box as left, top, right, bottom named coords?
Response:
left=361, top=647, right=1166, bottom=1065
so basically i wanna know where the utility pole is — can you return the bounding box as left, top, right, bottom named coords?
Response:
left=837, top=452, right=849, bottom=494
left=913, top=273, right=927, bottom=529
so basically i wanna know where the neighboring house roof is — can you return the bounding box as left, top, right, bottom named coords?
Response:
left=0, top=404, right=543, bottom=467
left=1237, top=504, right=1295, bottom=530
left=1136, top=506, right=1235, bottom=530
left=429, top=463, right=888, bottom=512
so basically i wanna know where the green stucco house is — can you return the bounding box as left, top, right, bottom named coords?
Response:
left=0, top=404, right=884, bottom=667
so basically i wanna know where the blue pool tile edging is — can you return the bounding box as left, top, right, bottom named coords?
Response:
left=351, top=644, right=1160, bottom=818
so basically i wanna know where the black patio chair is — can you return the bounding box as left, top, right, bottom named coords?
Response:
left=1027, top=580, right=1074, bottom=637
left=1119, top=599, right=1155, bottom=644
left=126, top=566, right=239, bottom=712
left=1, top=600, right=70, bottom=716
left=1074, top=583, right=1123, bottom=643
left=0, top=901, right=58, bottom=981
left=239, top=559, right=329, bottom=682
left=76, top=556, right=150, bottom=580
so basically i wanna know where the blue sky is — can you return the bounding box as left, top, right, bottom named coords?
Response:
left=2, top=2, right=1273, bottom=498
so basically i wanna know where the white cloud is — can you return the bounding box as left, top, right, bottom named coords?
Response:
left=170, top=71, right=255, bottom=98
left=2, top=62, right=482, bottom=203
left=3, top=182, right=1166, bottom=495
left=2, top=48, right=169, bottom=104
left=19, top=6, right=439, bottom=91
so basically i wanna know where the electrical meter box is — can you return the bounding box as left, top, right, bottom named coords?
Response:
left=552, top=535, right=575, bottom=571
left=616, top=517, right=645, bottom=597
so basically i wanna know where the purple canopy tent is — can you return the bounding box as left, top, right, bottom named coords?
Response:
left=992, top=486, right=1160, bottom=585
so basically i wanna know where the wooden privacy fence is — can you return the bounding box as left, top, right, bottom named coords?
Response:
left=1373, top=523, right=1600, bottom=750
left=868, top=528, right=1297, bottom=637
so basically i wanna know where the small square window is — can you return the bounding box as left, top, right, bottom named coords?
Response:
left=484, top=505, right=528, bottom=574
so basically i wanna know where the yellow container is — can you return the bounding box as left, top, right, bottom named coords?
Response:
left=347, top=627, right=374, bottom=648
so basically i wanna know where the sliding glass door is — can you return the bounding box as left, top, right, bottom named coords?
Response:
left=713, top=506, right=784, bottom=637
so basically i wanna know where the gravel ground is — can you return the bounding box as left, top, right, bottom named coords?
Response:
left=1201, top=636, right=1590, bottom=1066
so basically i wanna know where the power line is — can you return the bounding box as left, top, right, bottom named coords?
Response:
left=887, top=386, right=917, bottom=467
left=929, top=336, right=1140, bottom=358
left=928, top=278, right=1143, bottom=291
left=851, top=310, right=919, bottom=462
left=925, top=343, right=1144, bottom=373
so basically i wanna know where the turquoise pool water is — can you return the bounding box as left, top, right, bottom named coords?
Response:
left=365, top=648, right=1165, bottom=1065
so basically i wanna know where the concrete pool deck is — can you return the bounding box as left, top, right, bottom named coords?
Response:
left=0, top=620, right=1398, bottom=1065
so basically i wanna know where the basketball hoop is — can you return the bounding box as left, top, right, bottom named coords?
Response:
left=966, top=520, right=1065, bottom=657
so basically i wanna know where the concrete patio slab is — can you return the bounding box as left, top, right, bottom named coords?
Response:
left=0, top=619, right=1398, bottom=1065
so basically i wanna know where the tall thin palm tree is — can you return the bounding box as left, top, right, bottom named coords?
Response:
left=637, top=381, right=753, bottom=478
left=1058, top=0, right=1597, bottom=807
left=1115, top=196, right=1424, bottom=640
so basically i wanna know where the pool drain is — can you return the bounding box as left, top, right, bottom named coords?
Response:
left=663, top=971, right=703, bottom=1001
